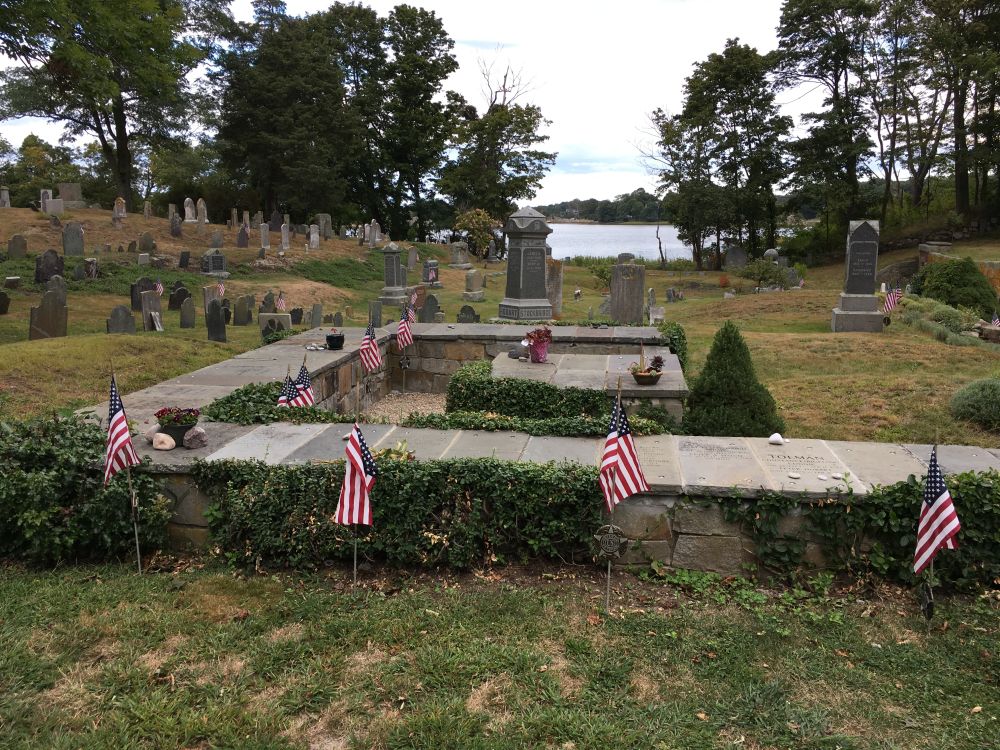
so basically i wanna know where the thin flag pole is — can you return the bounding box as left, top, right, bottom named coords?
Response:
left=126, top=465, right=142, bottom=574
left=604, top=376, right=623, bottom=613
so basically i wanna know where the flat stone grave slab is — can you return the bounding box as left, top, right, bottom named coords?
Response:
left=632, top=434, right=682, bottom=493
left=903, top=443, right=1000, bottom=475
left=747, top=438, right=865, bottom=497
left=284, top=423, right=400, bottom=464
left=441, top=430, right=530, bottom=461
left=677, top=436, right=772, bottom=497
left=826, top=441, right=927, bottom=489
left=160, top=360, right=305, bottom=388
left=366, top=427, right=460, bottom=460
left=520, top=435, right=601, bottom=465
left=144, top=424, right=258, bottom=471
left=205, top=423, right=332, bottom=465
left=78, top=384, right=237, bottom=427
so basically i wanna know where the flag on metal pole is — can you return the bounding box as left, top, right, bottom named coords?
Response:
left=397, top=305, right=414, bottom=349
left=359, top=321, right=382, bottom=372
left=276, top=373, right=298, bottom=408
left=334, top=423, right=377, bottom=526
left=216, top=280, right=225, bottom=297
left=883, top=287, right=901, bottom=314
left=103, top=374, right=140, bottom=485
left=913, top=446, right=961, bottom=575
left=598, top=396, right=649, bottom=512
left=407, top=292, right=417, bottom=322
left=154, top=279, right=164, bottom=297
left=292, top=362, right=315, bottom=406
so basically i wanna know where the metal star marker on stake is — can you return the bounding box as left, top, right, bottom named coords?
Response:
left=594, top=524, right=628, bottom=560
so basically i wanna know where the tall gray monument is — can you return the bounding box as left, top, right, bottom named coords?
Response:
left=498, top=207, right=552, bottom=320
left=377, top=242, right=407, bottom=304
left=831, top=220, right=884, bottom=333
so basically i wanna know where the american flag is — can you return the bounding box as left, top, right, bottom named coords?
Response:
left=334, top=422, right=377, bottom=526
left=992, top=311, right=999, bottom=327
left=216, top=280, right=225, bottom=298
left=154, top=279, right=164, bottom=296
left=883, top=287, right=901, bottom=314
left=292, top=363, right=315, bottom=406
left=103, top=374, right=140, bottom=486
left=276, top=292, right=286, bottom=311
left=407, top=292, right=417, bottom=323
left=397, top=305, right=414, bottom=349
left=913, top=446, right=961, bottom=575
left=359, top=321, right=382, bottom=372
left=276, top=374, right=298, bottom=408
left=598, top=397, right=650, bottom=512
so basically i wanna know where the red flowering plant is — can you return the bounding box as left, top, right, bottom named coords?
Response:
left=154, top=407, right=200, bottom=428
left=524, top=326, right=552, bottom=345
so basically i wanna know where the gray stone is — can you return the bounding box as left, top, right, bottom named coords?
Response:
left=46, top=275, right=67, bottom=307
left=236, top=225, right=249, bottom=248
left=610, top=263, right=644, bottom=324
left=130, top=277, right=155, bottom=311
left=746, top=438, right=863, bottom=496
left=332, top=312, right=344, bottom=327
left=180, top=297, right=196, bottom=328
left=368, top=300, right=382, bottom=328
left=457, top=304, right=480, bottom=323
left=422, top=259, right=442, bottom=288
left=0, top=290, right=9, bottom=315
left=289, top=307, right=303, bottom=325
left=259, top=291, right=276, bottom=314
left=106, top=305, right=136, bottom=334
left=259, top=223, right=270, bottom=248
left=140, top=289, right=163, bottom=332
left=545, top=258, right=563, bottom=315
left=310, top=303, right=323, bottom=328
left=463, top=269, right=485, bottom=302
left=0, top=186, right=10, bottom=208
left=210, top=230, right=224, bottom=249
left=677, top=437, right=771, bottom=497
left=314, top=213, right=332, bottom=239
left=206, top=299, right=227, bottom=342
left=168, top=203, right=177, bottom=221
left=407, top=246, right=418, bottom=271
left=143, top=200, right=152, bottom=219
left=258, top=312, right=292, bottom=335
left=202, top=283, right=221, bottom=313
left=137, top=253, right=150, bottom=266
left=499, top=207, right=552, bottom=320
left=183, top=197, right=196, bottom=222
left=309, top=224, right=320, bottom=249
left=724, top=245, right=747, bottom=269
left=62, top=222, right=84, bottom=256
left=170, top=213, right=183, bottom=238
left=369, top=219, right=381, bottom=247
left=196, top=198, right=208, bottom=225
left=183, top=426, right=209, bottom=450
left=617, top=253, right=635, bottom=263
left=7, top=234, right=27, bottom=259
left=378, top=243, right=407, bottom=304
left=449, top=241, right=471, bottom=267
left=268, top=209, right=282, bottom=231
left=72, top=264, right=85, bottom=281
left=168, top=285, right=191, bottom=311
left=418, top=294, right=440, bottom=324
left=671, top=535, right=746, bottom=575
left=233, top=295, right=251, bottom=325
left=127, top=240, right=137, bottom=253
left=200, top=249, right=227, bottom=273
left=46, top=198, right=64, bottom=217
left=28, top=290, right=67, bottom=340
left=4, top=277, right=20, bottom=289
left=280, top=223, right=290, bottom=250
left=844, top=220, right=879, bottom=295
left=178, top=250, right=190, bottom=269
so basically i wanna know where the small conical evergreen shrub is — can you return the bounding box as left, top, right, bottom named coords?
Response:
left=682, top=321, right=785, bottom=437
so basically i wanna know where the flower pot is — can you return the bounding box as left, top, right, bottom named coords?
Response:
left=326, top=333, right=345, bottom=350
left=631, top=371, right=662, bottom=386
left=159, top=422, right=195, bottom=445
left=528, top=340, right=550, bottom=363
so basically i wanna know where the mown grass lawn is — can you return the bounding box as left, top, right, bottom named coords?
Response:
left=1, top=562, right=997, bottom=749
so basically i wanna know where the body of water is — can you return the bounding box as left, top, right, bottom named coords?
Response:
left=547, top=222, right=691, bottom=261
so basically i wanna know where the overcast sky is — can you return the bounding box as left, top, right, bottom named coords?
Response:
left=2, top=0, right=819, bottom=205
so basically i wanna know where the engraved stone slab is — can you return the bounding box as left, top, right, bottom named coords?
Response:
left=844, top=220, right=879, bottom=295
left=633, top=434, right=682, bottom=493
left=747, top=438, right=865, bottom=496
left=826, top=441, right=926, bottom=489
left=677, top=436, right=771, bottom=496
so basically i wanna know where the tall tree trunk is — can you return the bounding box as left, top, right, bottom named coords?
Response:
left=112, top=94, right=133, bottom=210
left=954, top=77, right=970, bottom=215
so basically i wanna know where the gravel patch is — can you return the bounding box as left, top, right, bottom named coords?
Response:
left=364, top=392, right=446, bottom=422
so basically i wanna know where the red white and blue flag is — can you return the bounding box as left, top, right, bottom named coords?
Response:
left=359, top=321, right=382, bottom=372
left=103, top=374, right=140, bottom=486
left=883, top=287, right=901, bottom=314
left=154, top=279, right=164, bottom=296
left=216, top=280, right=225, bottom=298
left=992, top=311, right=999, bottom=327
left=335, top=422, right=377, bottom=526
left=276, top=374, right=298, bottom=408
left=276, top=292, right=287, bottom=311
left=397, top=305, right=414, bottom=349
left=407, top=291, right=417, bottom=322
left=599, top=397, right=650, bottom=512
left=913, top=446, right=961, bottom=575
left=292, top=363, right=315, bottom=406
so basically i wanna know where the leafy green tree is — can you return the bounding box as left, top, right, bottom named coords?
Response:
left=912, top=257, right=997, bottom=318
left=0, top=0, right=230, bottom=209
left=453, top=208, right=500, bottom=256
left=2, top=135, right=81, bottom=206
left=683, top=321, right=785, bottom=437
left=738, top=258, right=791, bottom=290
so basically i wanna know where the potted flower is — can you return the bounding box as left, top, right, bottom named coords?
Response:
left=154, top=407, right=200, bottom=444
left=628, top=354, right=664, bottom=385
left=524, top=326, right=553, bottom=363
left=326, top=327, right=345, bottom=350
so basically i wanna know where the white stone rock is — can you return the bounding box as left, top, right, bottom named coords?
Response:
left=787, top=472, right=801, bottom=479
left=817, top=474, right=827, bottom=481
left=153, top=433, right=176, bottom=451
left=144, top=424, right=160, bottom=444
left=832, top=473, right=843, bottom=480
left=768, top=433, right=784, bottom=445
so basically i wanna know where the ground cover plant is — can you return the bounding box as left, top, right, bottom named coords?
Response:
left=0, top=561, right=996, bottom=749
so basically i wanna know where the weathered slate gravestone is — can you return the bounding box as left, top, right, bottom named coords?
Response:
left=106, top=305, right=136, bottom=334
left=242, top=210, right=250, bottom=228
left=168, top=285, right=191, bottom=311
left=138, top=231, right=155, bottom=254
left=230, top=207, right=238, bottom=228
left=723, top=245, right=747, bottom=270
left=545, top=258, right=563, bottom=315
left=168, top=203, right=177, bottom=221
left=200, top=249, right=227, bottom=273
left=832, top=220, right=884, bottom=333
left=35, top=250, right=64, bottom=284
left=332, top=311, right=344, bottom=327
left=7, top=234, right=27, bottom=259
left=422, top=259, right=442, bottom=289
left=499, top=207, right=552, bottom=320
left=236, top=225, right=249, bottom=248
left=129, top=277, right=155, bottom=312
left=29, top=290, right=68, bottom=340
left=259, top=223, right=270, bottom=249
left=180, top=297, right=195, bottom=328
left=221, top=298, right=232, bottom=325
left=268, top=210, right=282, bottom=231
left=309, top=224, right=320, bottom=249
left=62, top=222, right=84, bottom=257
left=178, top=250, right=190, bottom=269
left=137, top=253, right=150, bottom=266
left=0, top=186, right=10, bottom=208
left=369, top=220, right=381, bottom=247
left=73, top=264, right=85, bottom=281
left=315, top=213, right=332, bottom=239
left=258, top=291, right=275, bottom=314
left=407, top=246, right=418, bottom=271
left=310, top=303, right=323, bottom=327
left=418, top=294, right=440, bottom=324
left=233, top=295, right=251, bottom=325
left=449, top=241, right=472, bottom=268
left=463, top=269, right=485, bottom=302
left=280, top=223, right=290, bottom=251
left=127, top=240, right=137, bottom=253
left=258, top=313, right=292, bottom=335
left=609, top=262, right=645, bottom=325
left=112, top=197, right=126, bottom=228
left=143, top=200, right=152, bottom=220
left=46, top=275, right=67, bottom=308
left=457, top=305, right=479, bottom=323
left=210, top=230, right=224, bottom=249
left=196, top=198, right=208, bottom=225
left=0, top=290, right=10, bottom=315
left=170, top=214, right=182, bottom=238
left=368, top=300, right=382, bottom=328
left=40, top=189, right=51, bottom=211
left=290, top=307, right=303, bottom=325
left=487, top=238, right=500, bottom=262
left=206, top=299, right=226, bottom=342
